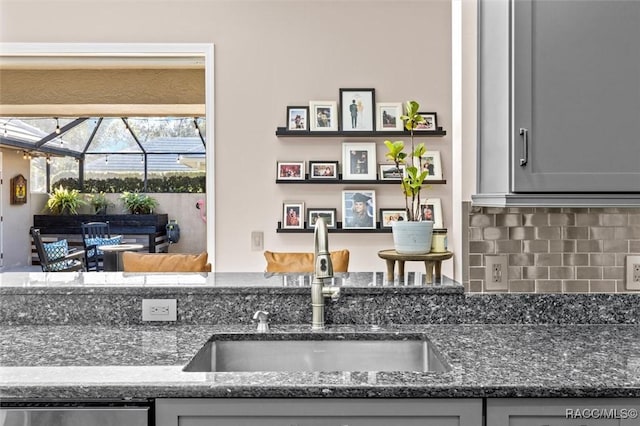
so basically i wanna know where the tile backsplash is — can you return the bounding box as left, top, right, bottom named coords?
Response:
left=465, top=204, right=640, bottom=293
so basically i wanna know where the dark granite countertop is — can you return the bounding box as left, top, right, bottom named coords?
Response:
left=1, top=323, right=639, bottom=399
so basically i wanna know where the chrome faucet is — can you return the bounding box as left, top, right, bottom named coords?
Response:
left=311, top=217, right=340, bottom=331
left=253, top=310, right=270, bottom=333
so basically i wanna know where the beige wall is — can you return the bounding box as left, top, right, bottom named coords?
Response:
left=1, top=0, right=454, bottom=273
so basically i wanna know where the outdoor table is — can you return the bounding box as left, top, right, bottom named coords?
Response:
left=98, top=244, right=144, bottom=272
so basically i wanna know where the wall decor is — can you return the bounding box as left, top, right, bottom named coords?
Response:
left=339, top=88, right=375, bottom=132
left=420, top=151, right=443, bottom=180
left=419, top=198, right=443, bottom=228
left=379, top=163, right=405, bottom=181
left=415, top=112, right=438, bottom=131
left=342, top=190, right=376, bottom=229
left=282, top=201, right=305, bottom=229
left=376, top=102, right=404, bottom=131
left=379, top=208, right=408, bottom=228
left=309, top=101, right=338, bottom=131
left=277, top=161, right=305, bottom=180
left=308, top=161, right=339, bottom=180
left=10, top=174, right=27, bottom=205
left=307, top=208, right=337, bottom=229
left=286, top=106, right=309, bottom=131
left=342, top=142, right=377, bottom=180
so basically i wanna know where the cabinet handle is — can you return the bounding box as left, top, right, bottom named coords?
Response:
left=519, top=128, right=529, bottom=166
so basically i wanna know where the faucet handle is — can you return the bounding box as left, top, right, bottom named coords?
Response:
left=252, top=310, right=270, bottom=333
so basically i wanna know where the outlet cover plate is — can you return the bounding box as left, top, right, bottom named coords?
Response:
left=485, top=255, right=508, bottom=291
left=142, top=299, right=177, bottom=321
left=626, top=255, right=640, bottom=290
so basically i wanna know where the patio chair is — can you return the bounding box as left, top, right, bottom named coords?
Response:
left=81, top=221, right=122, bottom=271
left=30, top=227, right=85, bottom=272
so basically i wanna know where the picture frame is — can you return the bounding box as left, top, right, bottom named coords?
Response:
left=342, top=142, right=377, bottom=180
left=286, top=106, right=309, bottom=131
left=10, top=174, right=27, bottom=205
left=276, top=161, right=305, bottom=180
left=342, top=190, right=376, bottom=230
left=420, top=151, right=443, bottom=180
left=309, top=101, right=338, bottom=131
left=419, top=198, right=443, bottom=229
left=379, top=208, right=408, bottom=228
left=308, top=161, right=339, bottom=180
left=376, top=102, right=404, bottom=131
left=282, top=201, right=305, bottom=229
left=307, top=208, right=337, bottom=229
left=414, top=112, right=438, bottom=131
left=378, top=163, right=406, bottom=181
left=339, top=88, right=375, bottom=132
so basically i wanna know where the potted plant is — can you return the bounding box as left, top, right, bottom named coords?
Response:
left=384, top=100, right=434, bottom=254
left=44, top=185, right=87, bottom=215
left=120, top=192, right=158, bottom=214
left=86, top=192, right=113, bottom=215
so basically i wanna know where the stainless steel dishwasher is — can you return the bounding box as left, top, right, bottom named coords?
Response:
left=0, top=399, right=152, bottom=426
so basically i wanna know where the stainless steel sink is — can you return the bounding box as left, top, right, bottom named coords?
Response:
left=183, top=335, right=450, bottom=373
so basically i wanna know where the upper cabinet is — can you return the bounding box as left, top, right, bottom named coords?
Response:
left=474, top=0, right=640, bottom=207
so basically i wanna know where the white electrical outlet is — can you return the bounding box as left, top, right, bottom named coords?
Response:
left=625, top=255, right=640, bottom=290
left=485, top=255, right=508, bottom=291
left=142, top=299, right=177, bottom=321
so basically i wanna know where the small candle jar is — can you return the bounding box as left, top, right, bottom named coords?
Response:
left=431, top=228, right=448, bottom=253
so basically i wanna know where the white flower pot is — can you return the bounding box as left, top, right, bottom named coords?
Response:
left=391, top=221, right=434, bottom=254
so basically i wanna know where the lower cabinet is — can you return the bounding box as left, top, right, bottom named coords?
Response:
left=155, top=398, right=482, bottom=426
left=487, top=398, right=640, bottom=426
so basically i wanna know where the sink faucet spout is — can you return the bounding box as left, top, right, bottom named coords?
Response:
left=311, top=217, right=339, bottom=331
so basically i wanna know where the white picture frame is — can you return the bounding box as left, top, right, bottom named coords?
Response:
left=376, top=102, right=404, bottom=131
left=342, top=190, right=376, bottom=229
left=342, top=142, right=377, bottom=180
left=419, top=198, right=443, bottom=229
left=379, top=163, right=406, bottom=181
left=282, top=201, right=305, bottom=229
left=309, top=101, right=338, bottom=131
left=421, top=151, right=443, bottom=180
left=276, top=161, right=305, bottom=180
left=379, top=208, right=408, bottom=228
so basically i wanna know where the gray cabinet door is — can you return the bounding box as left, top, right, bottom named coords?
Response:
left=155, top=398, right=482, bottom=426
left=512, top=0, right=640, bottom=193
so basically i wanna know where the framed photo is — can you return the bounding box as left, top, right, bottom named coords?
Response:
left=376, top=102, right=403, bottom=131
left=419, top=198, right=443, bottom=228
left=277, top=161, right=305, bottom=180
left=342, top=142, right=377, bottom=180
left=414, top=112, right=438, bottom=131
left=309, top=101, right=338, bottom=131
left=339, top=88, right=375, bottom=132
left=286, top=106, right=309, bottom=131
left=342, top=190, right=376, bottom=230
left=379, top=163, right=406, bottom=181
left=420, top=151, right=443, bottom=180
left=379, top=208, right=408, bottom=228
left=309, top=161, right=339, bottom=180
left=307, top=208, right=337, bottom=229
left=282, top=201, right=305, bottom=229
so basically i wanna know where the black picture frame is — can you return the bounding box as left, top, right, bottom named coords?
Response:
left=415, top=112, right=438, bottom=131
left=286, top=106, right=309, bottom=131
left=308, top=161, right=340, bottom=180
left=339, top=88, right=375, bottom=132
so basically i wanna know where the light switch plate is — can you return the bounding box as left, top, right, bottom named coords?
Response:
left=142, top=299, right=177, bottom=321
left=251, top=231, right=264, bottom=251
left=625, top=255, right=640, bottom=290
left=485, top=255, right=508, bottom=291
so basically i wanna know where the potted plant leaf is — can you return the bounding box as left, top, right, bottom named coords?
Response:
left=86, top=191, right=113, bottom=215
left=383, top=100, right=433, bottom=254
left=44, top=185, right=87, bottom=215
left=120, top=191, right=158, bottom=214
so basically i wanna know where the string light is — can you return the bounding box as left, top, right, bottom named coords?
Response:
left=46, top=156, right=52, bottom=164
left=22, top=151, right=27, bottom=160
left=105, top=155, right=109, bottom=164
left=140, top=154, right=144, bottom=163
left=55, top=117, right=61, bottom=134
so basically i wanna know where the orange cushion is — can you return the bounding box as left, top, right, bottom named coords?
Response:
left=122, top=252, right=211, bottom=272
left=264, top=249, right=349, bottom=273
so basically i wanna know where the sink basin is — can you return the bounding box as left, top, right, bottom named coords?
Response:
left=183, top=334, right=450, bottom=373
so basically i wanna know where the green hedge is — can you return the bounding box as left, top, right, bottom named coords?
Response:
left=52, top=176, right=206, bottom=193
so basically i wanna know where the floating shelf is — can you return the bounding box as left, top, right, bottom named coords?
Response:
left=275, top=127, right=447, bottom=137
left=276, top=176, right=446, bottom=185
left=277, top=222, right=392, bottom=233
